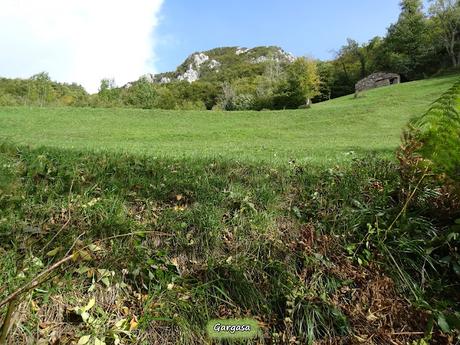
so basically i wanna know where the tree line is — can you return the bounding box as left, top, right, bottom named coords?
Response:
left=0, top=72, right=88, bottom=107
left=0, top=0, right=459, bottom=111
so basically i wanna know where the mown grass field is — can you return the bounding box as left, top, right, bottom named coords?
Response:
left=0, top=76, right=457, bottom=164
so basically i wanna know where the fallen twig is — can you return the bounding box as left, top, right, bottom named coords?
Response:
left=96, top=230, right=172, bottom=243
left=0, top=298, right=17, bottom=345
left=0, top=227, right=173, bottom=345
left=42, top=180, right=74, bottom=253
left=0, top=254, right=74, bottom=309
left=1, top=230, right=171, bottom=309
left=389, top=331, right=425, bottom=336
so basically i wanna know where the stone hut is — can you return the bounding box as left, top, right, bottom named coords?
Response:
left=355, top=72, right=400, bottom=93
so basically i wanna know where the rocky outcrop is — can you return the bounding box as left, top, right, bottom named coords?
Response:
left=141, top=73, right=155, bottom=83
left=276, top=48, right=296, bottom=63
left=177, top=66, right=200, bottom=83
left=138, top=46, right=297, bottom=85
left=236, top=47, right=250, bottom=55
left=208, top=59, right=221, bottom=70
left=249, top=48, right=296, bottom=64
left=177, top=53, right=221, bottom=83
left=252, top=56, right=269, bottom=64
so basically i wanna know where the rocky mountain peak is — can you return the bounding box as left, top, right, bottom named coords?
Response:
left=142, top=46, right=297, bottom=85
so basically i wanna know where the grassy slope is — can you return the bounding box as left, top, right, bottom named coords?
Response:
left=0, top=76, right=456, bottom=164
left=1, top=77, right=459, bottom=344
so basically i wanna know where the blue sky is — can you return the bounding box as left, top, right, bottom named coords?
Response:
left=1, top=0, right=426, bottom=92
left=153, top=0, right=404, bottom=73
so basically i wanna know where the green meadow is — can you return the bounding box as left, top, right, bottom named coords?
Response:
left=0, top=76, right=456, bottom=164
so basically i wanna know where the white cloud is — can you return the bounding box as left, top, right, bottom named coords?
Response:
left=0, top=0, right=164, bottom=93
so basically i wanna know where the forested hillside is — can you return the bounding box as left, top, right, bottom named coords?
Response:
left=1, top=0, right=458, bottom=111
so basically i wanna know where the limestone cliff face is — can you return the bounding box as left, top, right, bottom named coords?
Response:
left=144, top=46, right=297, bottom=85
left=176, top=52, right=221, bottom=83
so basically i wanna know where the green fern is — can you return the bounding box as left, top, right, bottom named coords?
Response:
left=411, top=79, right=460, bottom=180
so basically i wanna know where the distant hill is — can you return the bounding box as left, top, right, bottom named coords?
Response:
left=140, top=46, right=296, bottom=85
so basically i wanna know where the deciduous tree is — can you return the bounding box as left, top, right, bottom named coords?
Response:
left=429, top=0, right=460, bottom=67
left=384, top=0, right=431, bottom=78
left=284, top=57, right=321, bottom=108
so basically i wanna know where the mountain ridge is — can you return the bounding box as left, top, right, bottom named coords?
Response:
left=140, top=45, right=297, bottom=85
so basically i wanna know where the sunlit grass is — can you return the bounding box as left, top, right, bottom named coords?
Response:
left=0, top=76, right=456, bottom=165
